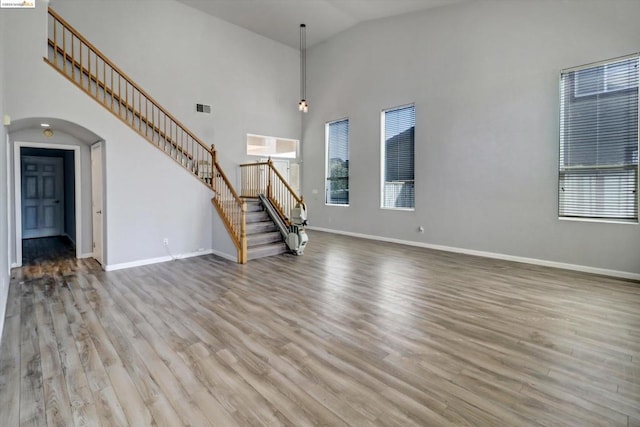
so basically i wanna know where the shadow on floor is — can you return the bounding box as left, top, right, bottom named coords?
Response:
left=22, top=235, right=76, bottom=265
left=14, top=235, right=96, bottom=281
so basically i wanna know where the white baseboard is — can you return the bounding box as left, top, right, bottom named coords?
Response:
left=210, top=249, right=237, bottom=262
left=105, top=249, right=214, bottom=272
left=0, top=276, right=7, bottom=347
left=78, top=252, right=94, bottom=259
left=307, top=226, right=640, bottom=281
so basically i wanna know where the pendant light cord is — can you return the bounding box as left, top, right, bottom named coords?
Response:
left=300, top=24, right=307, bottom=111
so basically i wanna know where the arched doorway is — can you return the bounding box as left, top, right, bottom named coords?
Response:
left=8, top=118, right=104, bottom=271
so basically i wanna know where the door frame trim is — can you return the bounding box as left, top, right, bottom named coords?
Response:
left=14, top=141, right=81, bottom=267
left=90, top=141, right=104, bottom=266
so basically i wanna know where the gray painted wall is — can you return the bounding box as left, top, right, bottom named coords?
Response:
left=302, top=0, right=640, bottom=275
left=0, top=10, right=9, bottom=342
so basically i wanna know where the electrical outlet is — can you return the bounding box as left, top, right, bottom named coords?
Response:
left=163, top=238, right=169, bottom=246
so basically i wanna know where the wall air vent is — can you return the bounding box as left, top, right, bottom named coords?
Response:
left=196, top=104, right=211, bottom=114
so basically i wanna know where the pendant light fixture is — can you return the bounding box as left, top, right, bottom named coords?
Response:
left=298, top=23, right=308, bottom=113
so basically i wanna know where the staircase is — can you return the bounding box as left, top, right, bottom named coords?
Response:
left=245, top=199, right=288, bottom=260
left=44, top=7, right=304, bottom=264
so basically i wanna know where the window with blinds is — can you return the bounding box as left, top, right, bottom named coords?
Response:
left=326, top=119, right=349, bottom=205
left=559, top=55, right=639, bottom=221
left=382, top=105, right=415, bottom=209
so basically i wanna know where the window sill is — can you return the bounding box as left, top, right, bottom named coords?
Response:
left=381, top=207, right=415, bottom=212
left=558, top=217, right=638, bottom=225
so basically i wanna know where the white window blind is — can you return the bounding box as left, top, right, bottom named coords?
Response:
left=382, top=105, right=415, bottom=209
left=326, top=119, right=349, bottom=205
left=559, top=55, right=639, bottom=221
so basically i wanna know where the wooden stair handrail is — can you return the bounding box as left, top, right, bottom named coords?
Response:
left=267, top=159, right=305, bottom=207
left=214, top=164, right=242, bottom=206
left=238, top=159, right=305, bottom=229
left=211, top=147, right=247, bottom=263
left=47, top=7, right=210, bottom=155
left=239, top=160, right=305, bottom=206
left=46, top=40, right=192, bottom=161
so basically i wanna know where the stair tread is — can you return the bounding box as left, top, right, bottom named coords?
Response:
left=246, top=213, right=270, bottom=222
left=247, top=241, right=288, bottom=260
left=247, top=231, right=283, bottom=247
left=246, top=219, right=275, bottom=224
left=248, top=242, right=287, bottom=250
left=243, top=199, right=263, bottom=212
left=248, top=230, right=280, bottom=236
left=246, top=223, right=278, bottom=234
left=247, top=230, right=281, bottom=238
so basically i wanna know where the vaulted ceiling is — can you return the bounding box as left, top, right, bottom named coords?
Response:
left=176, top=0, right=469, bottom=48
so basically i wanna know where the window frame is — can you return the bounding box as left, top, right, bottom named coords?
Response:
left=325, top=118, right=350, bottom=207
left=558, top=54, right=639, bottom=223
left=575, top=60, right=638, bottom=97
left=380, top=103, right=416, bottom=211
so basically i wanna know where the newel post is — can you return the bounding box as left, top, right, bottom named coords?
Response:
left=239, top=201, right=248, bottom=264
left=267, top=157, right=273, bottom=199
left=210, top=144, right=217, bottom=192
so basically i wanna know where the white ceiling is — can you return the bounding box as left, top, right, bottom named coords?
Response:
left=176, top=0, right=468, bottom=48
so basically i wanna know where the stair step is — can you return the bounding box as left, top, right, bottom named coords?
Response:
left=247, top=242, right=288, bottom=260
left=247, top=231, right=283, bottom=247
left=244, top=199, right=263, bottom=212
left=246, top=210, right=270, bottom=223
left=247, top=221, right=277, bottom=234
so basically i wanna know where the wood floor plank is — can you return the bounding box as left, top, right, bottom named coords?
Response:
left=19, top=284, right=46, bottom=426
left=33, top=282, right=74, bottom=426
left=105, top=364, right=155, bottom=426
left=181, top=342, right=287, bottom=426
left=48, top=286, right=100, bottom=427
left=5, top=280, right=21, bottom=317
left=1, top=230, right=640, bottom=426
left=57, top=285, right=110, bottom=393
left=66, top=273, right=157, bottom=426
left=94, top=274, right=231, bottom=426
left=93, top=385, right=130, bottom=427
left=65, top=278, right=121, bottom=370
left=0, top=306, right=21, bottom=427
left=92, top=298, right=183, bottom=426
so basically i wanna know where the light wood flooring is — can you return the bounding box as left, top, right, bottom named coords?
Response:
left=1, top=230, right=639, bottom=426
